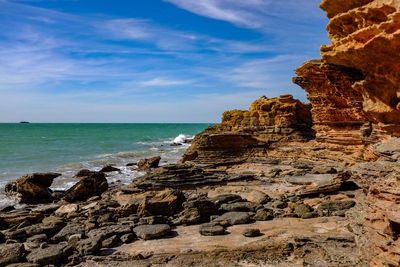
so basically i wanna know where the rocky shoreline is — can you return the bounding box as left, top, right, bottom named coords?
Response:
left=2, top=0, right=400, bottom=266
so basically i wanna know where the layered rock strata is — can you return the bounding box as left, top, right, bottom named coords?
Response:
left=182, top=95, right=313, bottom=163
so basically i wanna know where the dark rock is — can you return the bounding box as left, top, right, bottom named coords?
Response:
left=139, top=215, right=170, bottom=225
left=211, top=194, right=243, bottom=205
left=199, top=223, right=225, bottom=236
left=219, top=201, right=260, bottom=212
left=120, top=233, right=135, bottom=244
left=64, top=171, right=108, bottom=202
left=0, top=232, right=4, bottom=243
left=126, top=162, right=137, bottom=167
left=5, top=172, right=61, bottom=203
left=272, top=200, right=288, bottom=209
left=318, top=200, right=356, bottom=216
left=87, top=224, right=132, bottom=240
left=137, top=156, right=161, bottom=171
left=132, top=164, right=255, bottom=190
left=102, top=235, right=119, bottom=248
left=133, top=224, right=171, bottom=240
left=253, top=208, right=274, bottom=221
left=52, top=223, right=85, bottom=243
left=294, top=204, right=314, bottom=219
left=1, top=206, right=15, bottom=212
left=214, top=212, right=251, bottom=225
left=242, top=228, right=261, bottom=237
left=26, top=243, right=73, bottom=265
left=78, top=235, right=103, bottom=255
left=0, top=243, right=25, bottom=266
left=100, top=165, right=120, bottom=173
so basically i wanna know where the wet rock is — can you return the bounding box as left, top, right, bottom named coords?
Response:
left=133, top=224, right=171, bottom=240
left=0, top=232, right=4, bottom=243
left=0, top=243, right=25, bottom=266
left=120, top=233, right=135, bottom=244
left=318, top=200, right=356, bottom=216
left=219, top=201, right=260, bottom=212
left=253, top=208, right=274, bottom=221
left=126, top=162, right=137, bottom=167
left=137, top=189, right=184, bottom=216
left=27, top=243, right=73, bottom=265
left=137, top=156, right=161, bottom=171
left=242, top=228, right=261, bottom=237
left=64, top=171, right=108, bottom=202
left=199, top=222, right=225, bottom=236
left=52, top=223, right=85, bottom=243
left=100, top=164, right=120, bottom=173
left=214, top=212, right=251, bottom=225
left=5, top=172, right=61, bottom=203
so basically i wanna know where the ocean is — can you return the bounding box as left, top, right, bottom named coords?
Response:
left=0, top=123, right=211, bottom=208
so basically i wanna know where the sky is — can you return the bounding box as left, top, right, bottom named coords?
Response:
left=0, top=0, right=330, bottom=123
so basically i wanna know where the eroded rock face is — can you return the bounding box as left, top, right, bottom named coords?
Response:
left=320, top=0, right=400, bottom=134
left=182, top=95, right=313, bottom=163
left=64, top=171, right=108, bottom=202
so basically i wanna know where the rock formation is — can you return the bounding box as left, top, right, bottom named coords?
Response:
left=320, top=0, right=400, bottom=135
left=182, top=95, right=314, bottom=163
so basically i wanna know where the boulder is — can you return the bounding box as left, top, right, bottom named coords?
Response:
left=137, top=156, right=161, bottom=171
left=242, top=228, right=261, bottom=237
left=0, top=243, right=25, bottom=266
left=137, top=189, right=184, bottom=216
left=51, top=223, right=85, bottom=243
left=214, top=212, right=251, bottom=225
left=64, top=171, right=108, bottom=202
left=199, top=223, right=225, bottom=236
left=133, top=224, right=171, bottom=240
left=5, top=172, right=61, bottom=203
left=318, top=200, right=356, bottom=216
left=253, top=208, right=274, bottom=221
left=219, top=201, right=260, bottom=212
left=27, top=243, right=73, bottom=265
left=100, top=164, right=120, bottom=173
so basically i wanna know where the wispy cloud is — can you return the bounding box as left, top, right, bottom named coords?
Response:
left=140, top=77, right=193, bottom=87
left=164, top=0, right=324, bottom=29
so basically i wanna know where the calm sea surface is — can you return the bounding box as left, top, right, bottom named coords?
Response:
left=0, top=123, right=211, bottom=208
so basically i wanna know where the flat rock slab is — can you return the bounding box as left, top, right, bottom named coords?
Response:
left=214, top=212, right=251, bottom=225
left=117, top=217, right=353, bottom=257
left=133, top=224, right=171, bottom=240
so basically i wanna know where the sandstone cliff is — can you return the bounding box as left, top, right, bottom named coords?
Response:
left=182, top=95, right=314, bottom=163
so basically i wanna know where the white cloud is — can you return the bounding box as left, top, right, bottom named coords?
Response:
left=140, top=77, right=193, bottom=87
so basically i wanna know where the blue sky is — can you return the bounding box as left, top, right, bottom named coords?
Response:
left=0, top=0, right=329, bottom=122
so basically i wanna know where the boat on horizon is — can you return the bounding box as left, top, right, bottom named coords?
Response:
left=19, top=121, right=30, bottom=124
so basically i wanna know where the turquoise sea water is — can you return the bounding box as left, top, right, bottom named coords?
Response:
left=0, top=123, right=211, bottom=207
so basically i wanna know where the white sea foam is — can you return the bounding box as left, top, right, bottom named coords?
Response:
left=0, top=135, right=191, bottom=209
left=173, top=134, right=186, bottom=144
